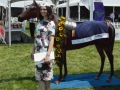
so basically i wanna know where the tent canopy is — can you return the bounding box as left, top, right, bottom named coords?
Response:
left=57, top=0, right=120, bottom=8
left=57, top=0, right=84, bottom=8
left=11, top=1, right=46, bottom=8
left=10, top=0, right=57, bottom=4
left=11, top=0, right=43, bottom=3
left=0, top=2, right=7, bottom=8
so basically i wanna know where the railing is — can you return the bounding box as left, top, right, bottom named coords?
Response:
left=111, top=22, right=120, bottom=29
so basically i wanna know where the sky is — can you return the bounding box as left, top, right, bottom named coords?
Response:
left=0, top=0, right=7, bottom=4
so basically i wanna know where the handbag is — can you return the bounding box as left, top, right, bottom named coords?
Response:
left=34, top=51, right=54, bottom=64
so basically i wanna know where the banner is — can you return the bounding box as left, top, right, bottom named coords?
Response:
left=94, top=0, right=105, bottom=21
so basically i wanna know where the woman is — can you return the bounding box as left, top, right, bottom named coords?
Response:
left=30, top=3, right=55, bottom=90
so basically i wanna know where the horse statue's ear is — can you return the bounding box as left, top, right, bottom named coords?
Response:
left=33, top=0, right=40, bottom=9
left=64, top=18, right=77, bottom=30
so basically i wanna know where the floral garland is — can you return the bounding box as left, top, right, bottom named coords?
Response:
left=54, top=16, right=66, bottom=65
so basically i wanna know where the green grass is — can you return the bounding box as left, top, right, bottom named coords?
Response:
left=0, top=22, right=120, bottom=90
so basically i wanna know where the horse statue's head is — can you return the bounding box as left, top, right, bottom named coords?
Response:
left=18, top=0, right=40, bottom=22
left=18, top=0, right=77, bottom=31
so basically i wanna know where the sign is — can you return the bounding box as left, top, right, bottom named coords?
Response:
left=94, top=0, right=105, bottom=21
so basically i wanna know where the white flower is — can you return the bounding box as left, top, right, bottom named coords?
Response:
left=37, top=64, right=42, bottom=68
left=43, top=70, right=47, bottom=74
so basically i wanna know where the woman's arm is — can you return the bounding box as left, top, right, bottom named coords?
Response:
left=47, top=36, right=54, bottom=55
left=30, top=38, right=36, bottom=60
left=44, top=36, right=54, bottom=63
left=44, top=20, right=55, bottom=63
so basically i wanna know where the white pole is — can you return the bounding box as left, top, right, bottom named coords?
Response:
left=56, top=2, right=59, bottom=15
left=61, top=8, right=63, bottom=16
left=78, top=2, right=80, bottom=21
left=90, top=0, right=93, bottom=21
left=8, top=0, right=11, bottom=47
left=113, top=6, right=115, bottom=23
left=66, top=0, right=69, bottom=18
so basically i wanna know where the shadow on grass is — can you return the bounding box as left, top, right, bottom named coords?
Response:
left=0, top=76, right=36, bottom=83
left=0, top=70, right=120, bottom=90
left=4, top=37, right=35, bottom=45
left=0, top=70, right=120, bottom=82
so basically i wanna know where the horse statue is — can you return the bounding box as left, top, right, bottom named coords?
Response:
left=18, top=0, right=115, bottom=84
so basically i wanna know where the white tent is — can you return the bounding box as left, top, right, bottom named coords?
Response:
left=11, top=1, right=42, bottom=8
left=0, top=2, right=7, bottom=8
left=57, top=0, right=84, bottom=7
left=57, top=0, right=120, bottom=7
left=11, top=0, right=55, bottom=8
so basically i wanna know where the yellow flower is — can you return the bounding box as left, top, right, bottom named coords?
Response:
left=56, top=44, right=60, bottom=48
left=58, top=22, right=62, bottom=26
left=57, top=49, right=62, bottom=53
left=54, top=16, right=66, bottom=66
left=55, top=37, right=60, bottom=41
left=59, top=33, right=63, bottom=37
left=61, top=16, right=66, bottom=20
left=59, top=27, right=63, bottom=31
left=55, top=53, right=60, bottom=57
left=61, top=21, right=65, bottom=24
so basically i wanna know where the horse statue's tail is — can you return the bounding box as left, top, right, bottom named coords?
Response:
left=109, top=24, right=115, bottom=53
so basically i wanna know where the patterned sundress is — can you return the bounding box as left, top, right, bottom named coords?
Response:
left=34, top=20, right=55, bottom=81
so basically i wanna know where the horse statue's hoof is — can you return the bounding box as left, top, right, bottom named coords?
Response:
left=94, top=76, right=99, bottom=80
left=55, top=80, right=60, bottom=85
left=106, top=78, right=112, bottom=82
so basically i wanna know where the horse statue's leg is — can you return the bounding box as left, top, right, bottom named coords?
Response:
left=94, top=45, right=105, bottom=80
left=55, top=60, right=63, bottom=84
left=104, top=25, right=115, bottom=82
left=104, top=46, right=114, bottom=82
left=55, top=49, right=67, bottom=84
left=63, top=49, right=67, bottom=79
left=55, top=56, right=63, bottom=84
left=95, top=24, right=115, bottom=82
left=105, top=25, right=115, bottom=82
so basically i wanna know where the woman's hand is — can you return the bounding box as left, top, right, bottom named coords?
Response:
left=44, top=55, right=50, bottom=63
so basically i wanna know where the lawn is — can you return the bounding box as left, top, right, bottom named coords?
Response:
left=0, top=21, right=120, bottom=90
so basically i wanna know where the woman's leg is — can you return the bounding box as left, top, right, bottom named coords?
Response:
left=45, top=81, right=50, bottom=90
left=38, top=80, right=46, bottom=90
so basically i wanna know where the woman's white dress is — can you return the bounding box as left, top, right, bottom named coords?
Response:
left=35, top=20, right=55, bottom=81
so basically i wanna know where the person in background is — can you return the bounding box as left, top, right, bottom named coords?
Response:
left=29, top=18, right=35, bottom=38
left=30, top=2, right=55, bottom=90
left=109, top=12, right=115, bottom=22
left=0, top=20, right=6, bottom=44
left=104, top=16, right=112, bottom=24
